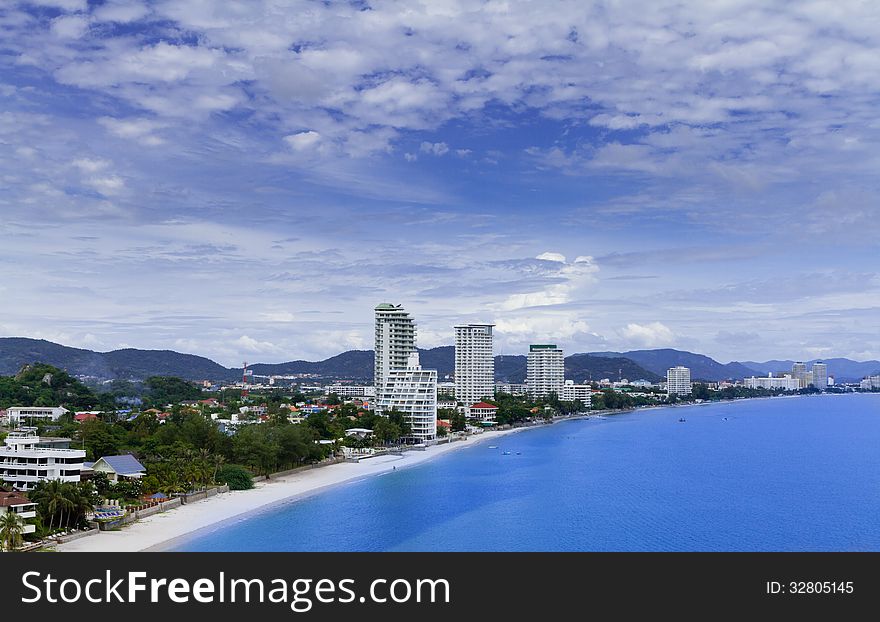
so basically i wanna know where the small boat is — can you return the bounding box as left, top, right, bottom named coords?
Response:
left=516, top=452, right=521, bottom=455
left=489, top=446, right=498, bottom=449
left=678, top=418, right=686, bottom=422
left=502, top=451, right=511, bottom=455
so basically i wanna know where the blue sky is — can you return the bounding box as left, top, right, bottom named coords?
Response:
left=1, top=0, right=878, bottom=366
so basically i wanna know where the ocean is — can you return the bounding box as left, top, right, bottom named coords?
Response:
left=175, top=393, right=880, bottom=551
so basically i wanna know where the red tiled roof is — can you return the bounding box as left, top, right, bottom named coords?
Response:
left=0, top=491, right=35, bottom=507
left=74, top=413, right=98, bottom=422
left=470, top=402, right=498, bottom=410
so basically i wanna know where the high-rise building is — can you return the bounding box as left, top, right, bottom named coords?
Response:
left=454, top=323, right=495, bottom=408
left=375, top=353, right=437, bottom=441
left=792, top=362, right=808, bottom=388
left=811, top=362, right=828, bottom=390
left=374, top=303, right=417, bottom=390
left=666, top=366, right=692, bottom=396
left=527, top=344, right=565, bottom=399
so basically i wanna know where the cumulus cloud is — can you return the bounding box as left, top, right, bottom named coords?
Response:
left=619, top=322, right=676, bottom=348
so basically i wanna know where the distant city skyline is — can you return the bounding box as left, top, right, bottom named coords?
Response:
left=1, top=1, right=878, bottom=366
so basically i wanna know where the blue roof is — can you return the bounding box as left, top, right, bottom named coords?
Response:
left=98, top=454, right=146, bottom=475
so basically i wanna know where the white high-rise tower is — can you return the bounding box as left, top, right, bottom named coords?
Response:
left=374, top=303, right=417, bottom=389
left=527, top=344, right=565, bottom=399
left=375, top=352, right=437, bottom=441
left=454, top=324, right=495, bottom=408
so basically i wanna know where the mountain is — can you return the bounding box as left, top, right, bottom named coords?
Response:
left=565, top=353, right=662, bottom=383
left=0, top=337, right=236, bottom=382
left=0, top=338, right=658, bottom=384
left=2, top=337, right=874, bottom=385
left=590, top=349, right=758, bottom=381
left=740, top=358, right=880, bottom=382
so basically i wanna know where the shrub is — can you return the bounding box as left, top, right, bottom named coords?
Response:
left=217, top=464, right=254, bottom=491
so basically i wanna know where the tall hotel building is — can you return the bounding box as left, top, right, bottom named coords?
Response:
left=792, top=362, right=808, bottom=388
left=375, top=353, right=437, bottom=441
left=374, top=303, right=436, bottom=441
left=666, top=366, right=692, bottom=396
left=374, top=303, right=417, bottom=390
left=454, top=324, right=495, bottom=408
left=811, top=362, right=828, bottom=390
left=527, top=344, right=565, bottom=399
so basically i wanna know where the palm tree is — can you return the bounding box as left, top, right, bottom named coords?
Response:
left=0, top=511, right=25, bottom=552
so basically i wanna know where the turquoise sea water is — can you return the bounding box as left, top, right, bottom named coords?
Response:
left=175, top=393, right=880, bottom=551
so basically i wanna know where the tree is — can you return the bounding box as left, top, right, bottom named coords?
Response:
left=0, top=511, right=24, bottom=551
left=372, top=418, right=401, bottom=444
left=386, top=409, right=412, bottom=437
left=450, top=411, right=467, bottom=432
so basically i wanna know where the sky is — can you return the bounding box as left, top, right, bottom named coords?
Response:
left=0, top=0, right=878, bottom=367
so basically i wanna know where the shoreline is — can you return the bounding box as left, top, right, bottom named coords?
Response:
left=55, top=425, right=533, bottom=552
left=55, top=392, right=847, bottom=552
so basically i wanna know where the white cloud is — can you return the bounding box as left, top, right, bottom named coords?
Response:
left=92, top=1, right=150, bottom=24
left=619, top=322, right=676, bottom=348
left=86, top=176, right=125, bottom=195
left=50, top=15, right=89, bottom=39
left=72, top=158, right=110, bottom=173
left=420, top=141, right=449, bottom=156
left=98, top=117, right=166, bottom=145
left=536, top=252, right=566, bottom=262
left=284, top=131, right=321, bottom=151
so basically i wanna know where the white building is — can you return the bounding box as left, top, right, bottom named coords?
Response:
left=375, top=352, right=437, bottom=441
left=325, top=384, right=376, bottom=398
left=744, top=374, right=801, bottom=390
left=811, top=362, right=828, bottom=391
left=527, top=344, right=565, bottom=399
left=437, top=381, right=457, bottom=398
left=666, top=366, right=692, bottom=396
left=468, top=401, right=499, bottom=423
left=495, top=382, right=528, bottom=396
left=0, top=431, right=85, bottom=492
left=374, top=303, right=417, bottom=390
left=454, top=323, right=495, bottom=407
left=860, top=375, right=880, bottom=390
left=561, top=380, right=592, bottom=407
left=0, top=491, right=37, bottom=535
left=792, top=362, right=808, bottom=388
left=5, top=406, right=69, bottom=426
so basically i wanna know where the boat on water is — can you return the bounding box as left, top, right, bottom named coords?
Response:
left=678, top=418, right=686, bottom=422
left=502, top=451, right=511, bottom=455
left=489, top=446, right=498, bottom=449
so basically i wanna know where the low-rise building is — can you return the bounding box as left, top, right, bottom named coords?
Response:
left=91, top=455, right=146, bottom=483
left=0, top=431, right=85, bottom=492
left=5, top=406, right=69, bottom=425
left=561, top=380, right=592, bottom=406
left=743, top=374, right=801, bottom=391
left=860, top=375, right=880, bottom=390
left=468, top=402, right=499, bottom=422
left=0, top=490, right=37, bottom=535
left=325, top=385, right=376, bottom=398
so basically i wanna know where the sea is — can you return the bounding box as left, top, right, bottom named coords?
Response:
left=175, top=393, right=880, bottom=551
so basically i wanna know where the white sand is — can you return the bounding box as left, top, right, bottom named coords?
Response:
left=56, top=426, right=531, bottom=552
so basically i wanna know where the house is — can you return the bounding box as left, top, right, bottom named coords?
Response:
left=0, top=490, right=37, bottom=535
left=5, top=406, right=69, bottom=425
left=344, top=428, right=374, bottom=439
left=468, top=402, right=499, bottom=422
left=92, top=455, right=146, bottom=482
left=74, top=412, right=99, bottom=423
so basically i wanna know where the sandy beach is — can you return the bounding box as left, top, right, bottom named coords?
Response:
left=56, top=425, right=532, bottom=552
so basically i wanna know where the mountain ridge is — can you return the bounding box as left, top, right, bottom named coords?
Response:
left=0, top=337, right=874, bottom=384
